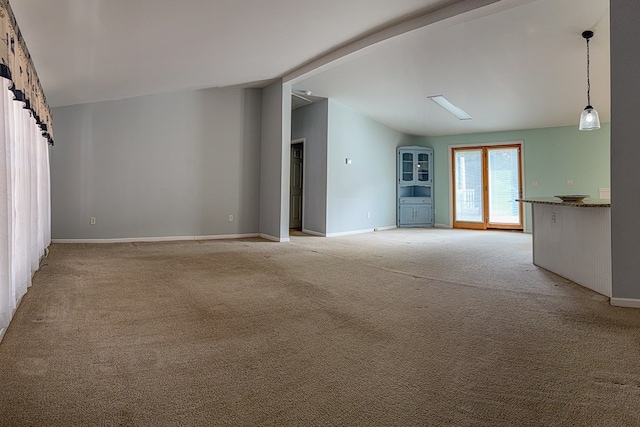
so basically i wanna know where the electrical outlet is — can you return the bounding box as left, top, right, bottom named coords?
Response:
left=229, top=215, right=234, bottom=222
left=367, top=212, right=371, bottom=219
left=567, top=179, right=574, bottom=186
left=90, top=217, right=96, bottom=225
left=551, top=212, right=556, bottom=223
left=532, top=180, right=539, bottom=187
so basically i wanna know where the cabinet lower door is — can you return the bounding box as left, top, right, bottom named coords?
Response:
left=399, top=205, right=416, bottom=225
left=415, top=204, right=432, bottom=225
left=399, top=204, right=432, bottom=227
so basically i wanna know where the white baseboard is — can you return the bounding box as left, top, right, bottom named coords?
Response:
left=326, top=228, right=374, bottom=237
left=301, top=226, right=395, bottom=236
left=0, top=294, right=24, bottom=345
left=196, top=234, right=259, bottom=241
left=610, top=298, right=640, bottom=309
left=302, top=229, right=325, bottom=237
left=434, top=223, right=452, bottom=229
left=52, top=233, right=259, bottom=244
left=259, top=233, right=290, bottom=243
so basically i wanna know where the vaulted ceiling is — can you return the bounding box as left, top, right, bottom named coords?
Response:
left=11, top=0, right=610, bottom=136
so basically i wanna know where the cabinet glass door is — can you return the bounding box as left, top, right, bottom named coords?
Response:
left=400, top=151, right=415, bottom=184
left=416, top=152, right=430, bottom=183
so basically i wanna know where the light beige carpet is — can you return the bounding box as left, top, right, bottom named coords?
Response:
left=1, top=228, right=639, bottom=426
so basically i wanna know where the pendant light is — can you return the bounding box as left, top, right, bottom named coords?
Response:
left=578, top=30, right=600, bottom=131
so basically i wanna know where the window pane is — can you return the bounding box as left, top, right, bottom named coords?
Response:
left=488, top=148, right=520, bottom=224
left=454, top=150, right=483, bottom=222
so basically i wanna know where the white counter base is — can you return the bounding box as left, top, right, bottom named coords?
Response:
left=532, top=203, right=612, bottom=297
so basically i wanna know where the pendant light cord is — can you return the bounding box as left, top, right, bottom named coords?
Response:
left=586, top=37, right=591, bottom=106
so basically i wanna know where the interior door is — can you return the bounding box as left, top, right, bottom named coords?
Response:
left=289, top=143, right=303, bottom=229
left=452, top=145, right=523, bottom=230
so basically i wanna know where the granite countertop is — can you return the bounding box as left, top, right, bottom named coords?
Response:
left=516, top=197, right=611, bottom=207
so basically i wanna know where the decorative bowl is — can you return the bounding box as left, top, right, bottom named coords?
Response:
left=554, top=195, right=590, bottom=202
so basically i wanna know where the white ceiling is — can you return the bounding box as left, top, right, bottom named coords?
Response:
left=11, top=0, right=610, bottom=137
left=10, top=0, right=448, bottom=107
left=292, top=0, right=610, bottom=136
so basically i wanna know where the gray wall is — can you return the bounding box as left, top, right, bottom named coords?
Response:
left=291, top=99, right=329, bottom=235
left=259, top=80, right=292, bottom=241
left=51, top=88, right=262, bottom=239
left=611, top=2, right=640, bottom=300
left=326, top=100, right=413, bottom=235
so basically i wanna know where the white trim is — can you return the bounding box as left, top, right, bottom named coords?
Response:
left=52, top=233, right=260, bottom=244
left=374, top=225, right=397, bottom=231
left=194, top=234, right=259, bottom=241
left=610, top=298, right=640, bottom=309
left=326, top=228, right=374, bottom=237
left=434, top=223, right=452, bottom=229
left=259, top=233, right=290, bottom=243
left=0, top=294, right=24, bottom=344
left=302, top=228, right=325, bottom=237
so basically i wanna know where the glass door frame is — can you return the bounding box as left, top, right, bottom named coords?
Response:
left=450, top=142, right=524, bottom=231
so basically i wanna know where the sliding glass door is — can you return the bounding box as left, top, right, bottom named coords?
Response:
left=453, top=149, right=484, bottom=228
left=487, top=147, right=522, bottom=227
left=452, top=145, right=523, bottom=230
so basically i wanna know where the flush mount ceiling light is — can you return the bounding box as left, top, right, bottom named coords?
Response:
left=428, top=95, right=472, bottom=120
left=578, top=30, right=600, bottom=131
left=292, top=90, right=312, bottom=103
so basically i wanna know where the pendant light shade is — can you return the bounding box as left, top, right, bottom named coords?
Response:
left=579, top=30, right=600, bottom=131
left=579, top=106, right=600, bottom=131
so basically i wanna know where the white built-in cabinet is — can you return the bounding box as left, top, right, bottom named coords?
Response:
left=397, top=146, right=433, bottom=227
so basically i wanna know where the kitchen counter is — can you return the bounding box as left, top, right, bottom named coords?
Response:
left=516, top=197, right=610, bottom=207
left=518, top=197, right=611, bottom=297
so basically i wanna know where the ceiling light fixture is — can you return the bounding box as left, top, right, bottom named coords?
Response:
left=292, top=92, right=312, bottom=103
left=578, top=30, right=600, bottom=131
left=428, top=95, right=472, bottom=120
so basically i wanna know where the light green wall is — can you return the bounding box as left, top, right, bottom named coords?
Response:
left=413, top=123, right=610, bottom=231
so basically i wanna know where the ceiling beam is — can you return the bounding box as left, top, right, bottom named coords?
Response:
left=283, top=0, right=514, bottom=85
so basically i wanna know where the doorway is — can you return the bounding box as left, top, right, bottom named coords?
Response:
left=289, top=140, right=304, bottom=230
left=452, top=144, right=523, bottom=230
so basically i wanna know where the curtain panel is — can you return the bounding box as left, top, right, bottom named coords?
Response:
left=0, top=0, right=52, bottom=342
left=0, top=0, right=53, bottom=145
